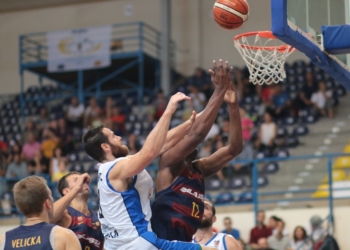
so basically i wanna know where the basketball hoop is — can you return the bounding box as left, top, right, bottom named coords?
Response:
left=234, top=31, right=295, bottom=85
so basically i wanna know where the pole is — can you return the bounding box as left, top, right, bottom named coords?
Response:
left=252, top=161, right=259, bottom=225
left=327, top=156, right=334, bottom=234
left=160, top=0, right=171, bottom=96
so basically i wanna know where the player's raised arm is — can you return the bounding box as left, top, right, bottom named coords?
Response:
left=194, top=85, right=243, bottom=178
left=114, top=92, right=191, bottom=179
left=159, top=59, right=232, bottom=168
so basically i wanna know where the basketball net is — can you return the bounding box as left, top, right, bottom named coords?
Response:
left=234, top=31, right=295, bottom=85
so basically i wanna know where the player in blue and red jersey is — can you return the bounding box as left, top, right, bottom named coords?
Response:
left=151, top=59, right=243, bottom=242
left=50, top=172, right=104, bottom=250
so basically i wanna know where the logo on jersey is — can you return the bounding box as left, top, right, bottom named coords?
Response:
left=92, top=221, right=100, bottom=230
left=214, top=240, right=220, bottom=247
left=180, top=187, right=204, bottom=201
left=77, top=216, right=84, bottom=225
left=76, top=233, right=101, bottom=248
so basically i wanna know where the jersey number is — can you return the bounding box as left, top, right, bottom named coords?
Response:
left=191, top=202, right=200, bottom=218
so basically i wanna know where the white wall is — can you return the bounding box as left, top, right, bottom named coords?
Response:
left=0, top=0, right=307, bottom=94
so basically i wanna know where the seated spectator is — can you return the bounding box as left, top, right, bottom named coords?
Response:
left=48, top=120, right=59, bottom=134
left=41, top=128, right=59, bottom=159
left=267, top=219, right=291, bottom=250
left=188, top=85, right=207, bottom=112
left=272, top=84, right=292, bottom=118
left=293, top=72, right=318, bottom=114
left=27, top=160, right=40, bottom=176
left=105, top=96, right=114, bottom=119
left=154, top=89, right=167, bottom=120
left=36, top=107, right=50, bottom=131
left=311, top=81, right=334, bottom=118
left=22, top=120, right=40, bottom=142
left=268, top=216, right=289, bottom=236
left=256, top=238, right=273, bottom=250
left=51, top=159, right=69, bottom=182
left=127, top=133, right=141, bottom=155
left=6, top=143, right=22, bottom=165
left=240, top=108, right=254, bottom=141
left=222, top=217, right=240, bottom=240
left=50, top=147, right=64, bottom=176
left=5, top=153, right=28, bottom=179
left=307, top=215, right=327, bottom=244
left=110, top=106, right=126, bottom=132
left=21, top=132, right=41, bottom=161
left=0, top=147, right=7, bottom=177
left=261, top=85, right=275, bottom=108
left=249, top=210, right=272, bottom=249
left=291, top=226, right=311, bottom=250
left=84, top=97, right=99, bottom=127
left=255, top=112, right=277, bottom=156
left=192, top=67, right=212, bottom=99
left=231, top=140, right=254, bottom=177
left=91, top=106, right=105, bottom=127
left=66, top=96, right=84, bottom=128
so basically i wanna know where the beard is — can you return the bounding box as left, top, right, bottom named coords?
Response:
left=198, top=217, right=212, bottom=229
left=111, top=144, right=129, bottom=158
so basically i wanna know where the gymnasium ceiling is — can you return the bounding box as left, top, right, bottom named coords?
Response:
left=0, top=0, right=118, bottom=13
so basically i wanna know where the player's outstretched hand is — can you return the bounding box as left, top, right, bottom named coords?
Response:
left=224, top=83, right=238, bottom=107
left=166, top=92, right=191, bottom=114
left=74, top=173, right=91, bottom=192
left=208, top=59, right=233, bottom=90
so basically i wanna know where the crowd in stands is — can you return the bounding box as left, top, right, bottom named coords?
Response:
left=219, top=211, right=338, bottom=250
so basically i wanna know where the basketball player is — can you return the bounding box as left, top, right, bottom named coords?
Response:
left=82, top=92, right=215, bottom=250
left=193, top=199, right=241, bottom=250
left=151, top=60, right=243, bottom=241
left=0, top=176, right=81, bottom=250
left=50, top=172, right=104, bottom=250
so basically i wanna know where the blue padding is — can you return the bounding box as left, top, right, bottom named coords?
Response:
left=271, top=0, right=350, bottom=91
left=322, top=25, right=350, bottom=54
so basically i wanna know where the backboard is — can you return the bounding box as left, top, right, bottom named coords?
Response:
left=271, top=0, right=350, bottom=90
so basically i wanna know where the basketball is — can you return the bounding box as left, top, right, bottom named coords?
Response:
left=213, top=0, right=249, bottom=30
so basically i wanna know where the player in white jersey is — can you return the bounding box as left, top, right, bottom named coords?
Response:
left=193, top=199, right=241, bottom=250
left=82, top=92, right=216, bottom=250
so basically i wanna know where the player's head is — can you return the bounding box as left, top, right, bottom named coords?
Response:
left=57, top=171, right=90, bottom=199
left=198, top=199, right=216, bottom=229
left=184, top=149, right=198, bottom=163
left=82, top=124, right=129, bottom=162
left=13, top=176, right=54, bottom=219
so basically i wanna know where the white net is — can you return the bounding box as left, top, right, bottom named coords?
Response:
left=234, top=32, right=294, bottom=85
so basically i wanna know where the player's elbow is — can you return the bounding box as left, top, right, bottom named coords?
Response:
left=228, top=143, right=243, bottom=157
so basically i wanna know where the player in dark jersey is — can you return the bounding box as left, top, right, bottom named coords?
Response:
left=152, top=59, right=243, bottom=241
left=50, top=172, right=104, bottom=250
left=0, top=176, right=81, bottom=250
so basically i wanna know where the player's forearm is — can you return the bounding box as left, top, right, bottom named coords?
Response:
left=159, top=119, right=192, bottom=155
left=227, top=103, right=243, bottom=154
left=51, top=188, right=80, bottom=224
left=141, top=111, right=172, bottom=159
left=188, top=88, right=225, bottom=138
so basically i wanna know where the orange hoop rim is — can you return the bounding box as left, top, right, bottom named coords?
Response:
left=234, top=31, right=295, bottom=52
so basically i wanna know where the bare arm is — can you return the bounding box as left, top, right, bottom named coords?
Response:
left=55, top=227, right=82, bottom=250
left=194, top=86, right=243, bottom=178
left=225, top=235, right=243, bottom=250
left=50, top=173, right=91, bottom=224
left=110, top=93, right=190, bottom=179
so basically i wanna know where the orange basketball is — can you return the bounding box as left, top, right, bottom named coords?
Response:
left=213, top=0, right=249, bottom=30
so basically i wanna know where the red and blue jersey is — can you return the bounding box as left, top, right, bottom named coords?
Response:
left=151, top=167, right=205, bottom=242
left=67, top=206, right=104, bottom=250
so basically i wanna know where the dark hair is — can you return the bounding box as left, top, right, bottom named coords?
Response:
left=82, top=125, right=109, bottom=162
left=270, top=215, right=281, bottom=222
left=293, top=226, right=308, bottom=242
left=57, top=171, right=81, bottom=196
left=13, top=176, right=50, bottom=217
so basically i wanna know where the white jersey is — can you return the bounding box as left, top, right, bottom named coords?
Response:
left=193, top=233, right=231, bottom=250
left=97, top=158, right=154, bottom=250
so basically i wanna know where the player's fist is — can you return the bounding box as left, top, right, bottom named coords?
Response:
left=74, top=173, right=91, bottom=192
left=208, top=59, right=233, bottom=90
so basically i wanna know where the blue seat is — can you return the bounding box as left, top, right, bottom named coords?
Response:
left=282, top=116, right=297, bottom=125
left=249, top=176, right=269, bottom=188
left=274, top=149, right=290, bottom=158
left=237, top=191, right=253, bottom=203
left=277, top=127, right=288, bottom=138
left=215, top=192, right=235, bottom=204
left=302, top=115, right=318, bottom=124
left=225, top=178, right=246, bottom=190
left=336, top=86, right=346, bottom=97
left=205, top=178, right=223, bottom=191
left=69, top=153, right=79, bottom=162
left=286, top=136, right=299, bottom=148
left=293, top=125, right=309, bottom=136
left=261, top=162, right=279, bottom=174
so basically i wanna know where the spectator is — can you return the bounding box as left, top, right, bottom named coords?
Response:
left=105, top=96, right=114, bottom=119
left=154, top=89, right=168, bottom=120
left=272, top=84, right=291, bottom=118
left=90, top=106, right=105, bottom=127
left=261, top=85, right=275, bottom=108
left=22, top=120, right=40, bottom=142
left=5, top=153, right=28, bottom=179
left=293, top=72, right=318, bottom=115
left=222, top=217, right=240, bottom=240
left=27, top=160, right=40, bottom=176
left=0, top=147, right=7, bottom=177
left=51, top=159, right=69, bottom=182
left=84, top=97, right=99, bottom=127
left=256, top=238, right=273, bottom=250
left=231, top=140, right=254, bottom=177
left=311, top=81, right=334, bottom=118
left=307, top=215, right=327, bottom=244
left=291, top=226, right=311, bottom=250
left=249, top=210, right=272, bottom=249
left=41, top=128, right=59, bottom=159
left=66, top=96, right=84, bottom=128
left=50, top=147, right=64, bottom=177
left=240, top=107, right=254, bottom=141
left=198, top=140, right=213, bottom=159
left=36, top=107, right=50, bottom=131
left=6, top=143, right=22, bottom=165
left=267, top=220, right=291, bottom=250
left=110, top=106, right=126, bottom=132
left=188, top=85, right=207, bottom=112
left=268, top=216, right=289, bottom=236
left=255, top=112, right=277, bottom=156
left=21, top=132, right=41, bottom=161
left=126, top=133, right=141, bottom=155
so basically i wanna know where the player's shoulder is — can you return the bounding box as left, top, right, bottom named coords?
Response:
left=54, top=225, right=76, bottom=238
left=223, top=233, right=241, bottom=250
